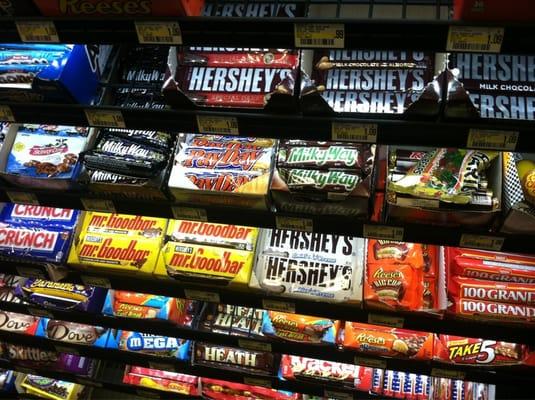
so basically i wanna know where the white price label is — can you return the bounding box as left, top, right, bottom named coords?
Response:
left=354, top=356, right=387, bottom=369
left=136, top=390, right=161, bottom=399
left=27, top=307, right=54, bottom=319
left=0, top=105, right=15, bottom=122
left=81, top=275, right=111, bottom=289
left=85, top=109, right=126, bottom=128
left=197, top=115, right=239, bottom=135
left=184, top=289, right=220, bottom=303
left=396, top=197, right=440, bottom=209
left=324, top=390, right=354, bottom=400
left=295, top=23, right=345, bottom=48
left=262, top=299, right=295, bottom=313
left=55, top=344, right=79, bottom=355
left=332, top=122, right=378, bottom=143
left=447, top=26, right=504, bottom=53
left=243, top=377, right=271, bottom=388
left=81, top=198, right=116, bottom=213
left=467, top=129, right=518, bottom=151
left=368, top=313, right=404, bottom=328
left=363, top=224, right=404, bottom=241
left=238, top=339, right=272, bottom=352
left=149, top=361, right=176, bottom=371
left=6, top=191, right=38, bottom=205
left=276, top=216, right=313, bottom=232
left=431, top=368, right=466, bottom=379
left=16, top=21, right=59, bottom=43
left=135, top=21, right=182, bottom=45
left=16, top=266, right=46, bottom=279
left=460, top=234, right=504, bottom=251
left=171, top=206, right=208, bottom=222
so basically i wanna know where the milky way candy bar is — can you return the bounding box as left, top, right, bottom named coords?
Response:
left=278, top=143, right=369, bottom=171
left=36, top=318, right=110, bottom=347
left=83, top=152, right=161, bottom=178
left=102, top=128, right=173, bottom=150
left=0, top=311, right=39, bottom=334
left=180, top=48, right=298, bottom=68
left=194, top=342, right=274, bottom=374
left=96, top=135, right=167, bottom=163
left=280, top=168, right=363, bottom=194
left=87, top=169, right=149, bottom=185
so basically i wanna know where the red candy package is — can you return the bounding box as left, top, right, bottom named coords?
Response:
left=201, top=378, right=298, bottom=400
left=450, top=296, right=535, bottom=322
left=449, top=276, right=535, bottom=306
left=179, top=48, right=299, bottom=68
left=123, top=366, right=199, bottom=396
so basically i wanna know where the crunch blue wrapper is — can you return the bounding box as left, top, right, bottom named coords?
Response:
left=108, top=330, right=190, bottom=361
left=0, top=204, right=79, bottom=229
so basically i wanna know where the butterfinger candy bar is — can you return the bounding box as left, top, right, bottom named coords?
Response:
left=0, top=311, right=39, bottom=334
left=343, top=322, right=433, bottom=360
left=178, top=146, right=271, bottom=172
left=278, top=143, right=369, bottom=171
left=451, top=297, right=535, bottom=322
left=194, top=342, right=273, bottom=374
left=279, top=168, right=362, bottom=193
left=181, top=48, right=298, bottom=68
left=262, top=311, right=336, bottom=344
left=450, top=276, right=535, bottom=305
left=434, top=335, right=526, bottom=366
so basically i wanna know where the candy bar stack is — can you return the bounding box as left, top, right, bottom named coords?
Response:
left=123, top=366, right=199, bottom=396
left=199, top=304, right=264, bottom=337
left=447, top=247, right=535, bottom=323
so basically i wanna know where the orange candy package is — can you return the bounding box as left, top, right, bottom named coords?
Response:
left=262, top=311, right=337, bottom=345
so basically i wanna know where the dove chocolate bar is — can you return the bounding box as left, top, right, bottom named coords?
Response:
left=36, top=318, right=110, bottom=347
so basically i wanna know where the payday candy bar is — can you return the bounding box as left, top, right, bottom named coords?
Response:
left=186, top=135, right=275, bottom=149
left=178, top=146, right=272, bottom=172
left=199, top=303, right=264, bottom=337
left=116, top=331, right=190, bottom=360
left=342, top=322, right=433, bottom=360
left=194, top=342, right=273, bottom=374
left=95, top=135, right=167, bottom=163
left=15, top=278, right=106, bottom=313
left=101, top=290, right=171, bottom=320
left=21, top=375, right=79, bottom=400
left=184, top=170, right=262, bottom=192
left=449, top=276, right=535, bottom=305
left=123, top=366, right=199, bottom=396
left=37, top=318, right=110, bottom=347
left=434, top=335, right=526, bottom=366
left=180, top=48, right=298, bottom=68
left=278, top=143, right=372, bottom=171
left=262, top=311, right=336, bottom=344
left=0, top=311, right=39, bottom=334
left=279, top=168, right=362, bottom=194
left=0, top=204, right=78, bottom=230
left=451, top=297, right=535, bottom=322
left=102, top=128, right=173, bottom=150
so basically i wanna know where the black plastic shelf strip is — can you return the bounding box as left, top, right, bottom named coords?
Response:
left=4, top=103, right=535, bottom=151
left=1, top=186, right=534, bottom=255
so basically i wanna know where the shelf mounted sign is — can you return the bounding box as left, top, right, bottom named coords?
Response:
left=184, top=289, right=220, bottom=303
left=276, top=216, right=313, bottom=232
left=363, top=224, right=404, bottom=241
left=85, top=109, right=126, bottom=128
left=262, top=299, right=296, bottom=313
left=447, top=26, right=504, bottom=53
left=0, top=105, right=15, bottom=122
left=354, top=356, right=387, bottom=369
left=331, top=122, right=378, bottom=143
left=196, top=115, right=239, bottom=135
left=171, top=206, right=208, bottom=222
left=16, top=21, right=59, bottom=43
left=467, top=129, right=518, bottom=151
left=368, top=313, right=404, bottom=328
left=460, top=234, right=504, bottom=251
left=81, top=275, right=111, bottom=289
left=324, top=390, right=354, bottom=400
left=81, top=198, right=116, bottom=213
left=6, top=191, right=39, bottom=205
left=135, top=22, right=182, bottom=45
left=294, top=23, right=345, bottom=48
left=16, top=266, right=46, bottom=280
left=238, top=339, right=272, bottom=352
left=243, top=377, right=271, bottom=388
left=431, top=368, right=466, bottom=380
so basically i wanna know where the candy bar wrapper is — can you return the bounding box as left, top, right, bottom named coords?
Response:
left=0, top=50, right=67, bottom=65
left=367, top=240, right=427, bottom=268
left=194, top=342, right=274, bottom=375
left=94, top=134, right=168, bottom=164
left=20, top=375, right=87, bottom=400
left=101, top=128, right=173, bottom=151
left=342, top=322, right=434, bottom=360
left=36, top=319, right=111, bottom=347
left=67, top=212, right=167, bottom=274
left=262, top=311, right=337, bottom=345
left=450, top=296, right=535, bottom=322
left=202, top=1, right=305, bottom=17
left=447, top=53, right=535, bottom=121
left=0, top=311, right=39, bottom=335
left=101, top=290, right=172, bottom=320
left=0, top=369, right=15, bottom=392
left=250, top=229, right=364, bottom=303
left=201, top=377, right=298, bottom=400
left=449, top=276, right=535, bottom=306
left=122, top=366, right=199, bottom=396
left=0, top=204, right=79, bottom=230
left=0, top=274, right=27, bottom=304
left=199, top=303, right=265, bottom=337
left=179, top=48, right=299, bottom=68
left=14, top=278, right=106, bottom=313
left=109, top=330, right=190, bottom=361
left=434, top=335, right=527, bottom=366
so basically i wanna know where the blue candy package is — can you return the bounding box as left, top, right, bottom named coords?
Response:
left=35, top=318, right=110, bottom=347
left=0, top=369, right=15, bottom=392
left=261, top=311, right=336, bottom=345
left=0, top=50, right=67, bottom=65
left=0, top=204, right=79, bottom=229
left=109, top=330, right=190, bottom=361
left=101, top=290, right=172, bottom=320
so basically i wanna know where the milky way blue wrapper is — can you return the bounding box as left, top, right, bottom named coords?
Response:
left=14, top=278, right=107, bottom=313
left=0, top=204, right=79, bottom=230
left=36, top=318, right=111, bottom=347
left=108, top=330, right=190, bottom=361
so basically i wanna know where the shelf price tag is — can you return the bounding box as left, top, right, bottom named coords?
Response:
left=332, top=122, right=378, bottom=143
left=171, top=206, right=208, bottom=222
left=276, top=216, right=313, bottom=232
left=295, top=23, right=344, bottom=48
left=136, top=390, right=161, bottom=399
left=460, top=234, right=504, bottom=251
left=431, top=368, right=466, bottom=380
left=81, top=275, right=111, bottom=289
left=368, top=313, right=404, bottom=328
left=27, top=307, right=54, bottom=319
left=16, top=21, right=59, bottom=43
left=447, top=26, right=504, bottom=53
left=149, top=361, right=176, bottom=372
left=16, top=367, right=37, bottom=375
left=467, top=129, right=518, bottom=151
left=324, top=390, right=354, bottom=400
left=238, top=339, right=272, bottom=352
left=16, top=266, right=46, bottom=279
left=363, top=224, right=404, bottom=241
left=197, top=115, right=239, bottom=135
left=395, top=197, right=440, bottom=209
left=243, top=377, right=271, bottom=388
left=81, top=198, right=116, bottom=213
left=262, top=299, right=295, bottom=313
left=85, top=109, right=126, bottom=128
left=135, top=21, right=182, bottom=45
left=6, top=191, right=39, bottom=205
left=55, top=344, right=79, bottom=355
left=354, top=356, right=387, bottom=369
left=0, top=105, right=15, bottom=122
left=76, top=378, right=102, bottom=387
left=184, top=289, right=220, bottom=303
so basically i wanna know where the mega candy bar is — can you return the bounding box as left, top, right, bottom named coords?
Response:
left=262, top=311, right=336, bottom=344
left=194, top=342, right=274, bottom=374
left=114, top=331, right=190, bottom=360
left=180, top=48, right=298, bottom=68
left=0, top=204, right=79, bottom=229
left=123, top=366, right=199, bottom=396
left=0, top=311, right=39, bottom=334
left=36, top=319, right=110, bottom=347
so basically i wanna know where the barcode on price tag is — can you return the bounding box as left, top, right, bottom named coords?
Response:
left=135, top=22, right=182, bottom=44
left=354, top=356, right=387, bottom=369
left=368, top=313, right=404, bottom=328
left=363, top=224, right=404, bottom=241
left=16, top=21, right=59, bottom=43
left=172, top=207, right=207, bottom=222
left=197, top=115, right=239, bottom=135
left=295, top=23, right=344, bottom=48
left=17, top=266, right=46, bottom=279
left=0, top=105, right=15, bottom=122
left=81, top=275, right=111, bottom=289
left=6, top=191, right=38, bottom=205
left=276, top=216, right=313, bottom=232
left=262, top=299, right=295, bottom=313
left=324, top=390, right=354, bottom=400
left=447, top=26, right=504, bottom=53
left=238, top=339, right=272, bottom=352
left=243, top=377, right=271, bottom=388
left=81, top=198, right=116, bottom=213
left=27, top=307, right=54, bottom=319
left=467, top=129, right=518, bottom=151
left=431, top=368, right=466, bottom=380
left=184, top=289, right=220, bottom=303
left=85, top=109, right=126, bottom=128
left=332, top=122, right=378, bottom=143
left=460, top=234, right=504, bottom=251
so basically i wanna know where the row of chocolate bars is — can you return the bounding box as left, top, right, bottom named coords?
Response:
left=1, top=202, right=534, bottom=324
left=0, top=278, right=499, bottom=400
left=0, top=42, right=534, bottom=123
left=0, top=121, right=533, bottom=233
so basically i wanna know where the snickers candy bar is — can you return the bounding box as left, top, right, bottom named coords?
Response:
left=194, top=342, right=273, bottom=374
left=103, top=128, right=173, bottom=150
left=44, top=320, right=107, bottom=346
left=96, top=135, right=167, bottom=163
left=179, top=48, right=298, bottom=68
left=0, top=311, right=38, bottom=333
left=279, top=168, right=362, bottom=194
left=83, top=152, right=162, bottom=178
left=278, top=143, right=371, bottom=171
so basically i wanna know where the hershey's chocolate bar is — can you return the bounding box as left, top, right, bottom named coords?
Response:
left=320, top=90, right=422, bottom=114
left=202, top=2, right=303, bottom=17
